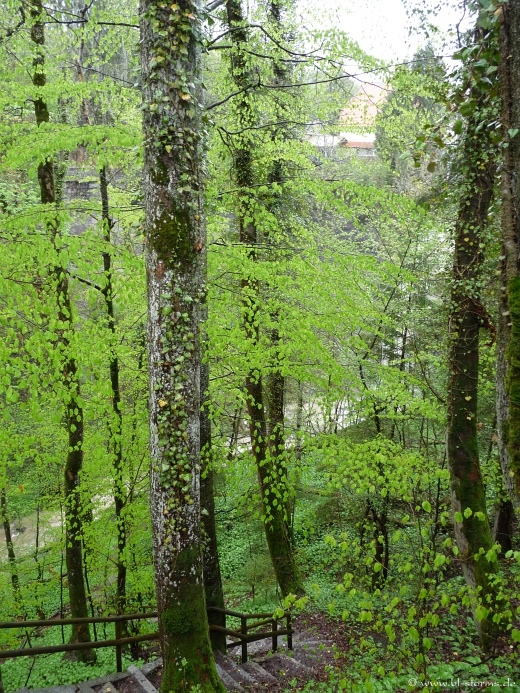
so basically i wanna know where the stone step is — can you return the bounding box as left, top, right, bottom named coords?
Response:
left=297, top=640, right=326, bottom=651
left=215, top=652, right=257, bottom=688
left=292, top=630, right=323, bottom=643
left=215, top=663, right=244, bottom=692
left=257, top=652, right=312, bottom=676
left=241, top=660, right=277, bottom=685
left=141, top=659, right=162, bottom=676
left=15, top=687, right=77, bottom=693
left=284, top=655, right=312, bottom=673
left=127, top=665, right=159, bottom=693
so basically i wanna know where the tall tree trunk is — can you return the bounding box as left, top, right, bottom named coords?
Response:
left=266, top=0, right=292, bottom=540
left=29, top=0, right=94, bottom=659
left=199, top=174, right=226, bottom=649
left=140, top=0, right=224, bottom=689
left=493, top=498, right=514, bottom=555
left=99, top=167, right=127, bottom=614
left=1, top=488, right=21, bottom=604
left=201, top=359, right=227, bottom=653
left=225, top=0, right=303, bottom=598
left=446, top=32, right=500, bottom=649
left=498, top=0, right=520, bottom=511
left=266, top=357, right=286, bottom=485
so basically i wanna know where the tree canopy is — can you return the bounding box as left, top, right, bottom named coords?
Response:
left=0, top=1, right=519, bottom=692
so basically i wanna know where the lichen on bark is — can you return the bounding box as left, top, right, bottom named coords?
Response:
left=140, top=0, right=224, bottom=690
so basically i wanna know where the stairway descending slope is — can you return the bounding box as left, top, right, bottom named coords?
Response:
left=14, top=630, right=334, bottom=693
left=13, top=661, right=163, bottom=693
left=213, top=629, right=335, bottom=692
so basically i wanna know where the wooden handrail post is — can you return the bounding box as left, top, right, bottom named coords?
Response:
left=115, top=620, right=122, bottom=672
left=241, top=616, right=248, bottom=664
left=272, top=619, right=277, bottom=652
left=286, top=612, right=293, bottom=651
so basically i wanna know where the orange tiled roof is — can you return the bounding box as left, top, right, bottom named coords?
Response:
left=340, top=82, right=387, bottom=131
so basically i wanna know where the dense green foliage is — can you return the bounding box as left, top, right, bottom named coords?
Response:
left=0, top=0, right=519, bottom=691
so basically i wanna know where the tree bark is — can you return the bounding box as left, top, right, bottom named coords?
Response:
left=99, top=166, right=127, bottom=614
left=29, top=0, right=94, bottom=660
left=265, top=0, right=295, bottom=544
left=493, top=498, right=514, bottom=555
left=201, top=360, right=227, bottom=653
left=498, top=0, right=520, bottom=511
left=225, top=0, right=303, bottom=598
left=140, top=0, right=224, bottom=689
left=446, top=33, right=500, bottom=649
left=1, top=488, right=21, bottom=604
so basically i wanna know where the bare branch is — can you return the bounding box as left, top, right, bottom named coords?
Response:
left=68, top=272, right=102, bottom=292
left=205, top=0, right=226, bottom=11
left=206, top=77, right=260, bottom=110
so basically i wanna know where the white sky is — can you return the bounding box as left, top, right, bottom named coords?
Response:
left=299, top=0, right=471, bottom=64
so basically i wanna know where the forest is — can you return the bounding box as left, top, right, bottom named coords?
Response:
left=0, top=0, right=519, bottom=691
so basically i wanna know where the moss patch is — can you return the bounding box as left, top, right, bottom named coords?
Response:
left=150, top=202, right=194, bottom=268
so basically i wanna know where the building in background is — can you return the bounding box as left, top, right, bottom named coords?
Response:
left=308, top=82, right=387, bottom=159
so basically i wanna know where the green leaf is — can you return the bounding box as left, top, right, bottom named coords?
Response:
left=453, top=119, right=464, bottom=135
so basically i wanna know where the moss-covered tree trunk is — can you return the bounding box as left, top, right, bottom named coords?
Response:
left=498, top=0, right=520, bottom=512
left=265, top=0, right=295, bottom=547
left=29, top=0, right=94, bottom=660
left=140, top=0, right=224, bottom=690
left=225, top=0, right=303, bottom=598
left=99, top=166, right=127, bottom=614
left=495, top=296, right=515, bottom=550
left=446, top=33, right=500, bottom=649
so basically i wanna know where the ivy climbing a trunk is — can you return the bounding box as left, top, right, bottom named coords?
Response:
left=140, top=0, right=224, bottom=690
left=498, top=0, right=520, bottom=513
left=29, top=0, right=94, bottom=660
left=446, top=27, right=502, bottom=649
left=225, top=0, right=304, bottom=598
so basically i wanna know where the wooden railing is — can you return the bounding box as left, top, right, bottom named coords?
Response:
left=207, top=606, right=293, bottom=663
left=0, top=612, right=159, bottom=672
left=0, top=606, right=293, bottom=669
